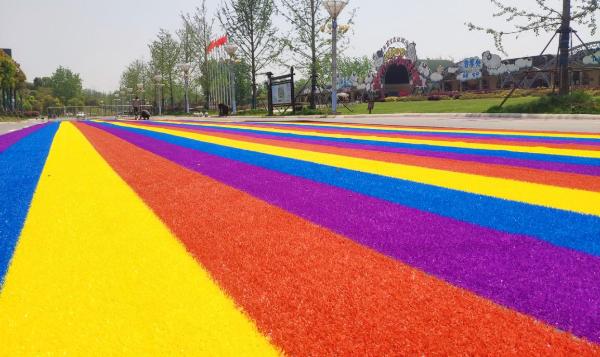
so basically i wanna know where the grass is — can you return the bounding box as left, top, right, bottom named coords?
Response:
left=336, top=97, right=538, bottom=115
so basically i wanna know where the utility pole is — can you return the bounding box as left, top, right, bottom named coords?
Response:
left=558, top=0, right=571, bottom=95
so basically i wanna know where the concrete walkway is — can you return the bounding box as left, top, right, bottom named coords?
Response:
left=0, top=119, right=48, bottom=135
left=156, top=113, right=600, bottom=133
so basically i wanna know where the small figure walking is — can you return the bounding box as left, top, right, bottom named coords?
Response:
left=132, top=96, right=141, bottom=120
left=367, top=99, right=375, bottom=114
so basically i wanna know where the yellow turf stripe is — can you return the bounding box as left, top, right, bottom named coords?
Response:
left=108, top=121, right=600, bottom=217
left=0, top=122, right=279, bottom=356
left=250, top=121, right=600, bottom=140
left=157, top=121, right=600, bottom=158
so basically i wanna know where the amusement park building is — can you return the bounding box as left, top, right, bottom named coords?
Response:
left=369, top=38, right=600, bottom=97
left=441, top=43, right=600, bottom=92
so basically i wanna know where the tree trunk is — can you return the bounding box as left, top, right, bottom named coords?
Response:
left=251, top=59, right=257, bottom=109
left=309, top=0, right=317, bottom=109
left=169, top=74, right=175, bottom=111
left=558, top=0, right=571, bottom=95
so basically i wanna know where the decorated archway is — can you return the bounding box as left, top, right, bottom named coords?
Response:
left=372, top=57, right=422, bottom=96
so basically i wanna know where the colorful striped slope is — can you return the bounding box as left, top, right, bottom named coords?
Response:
left=1, top=119, right=599, bottom=355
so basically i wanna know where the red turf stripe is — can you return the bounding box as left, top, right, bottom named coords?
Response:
left=131, top=121, right=600, bottom=192
left=76, top=122, right=599, bottom=356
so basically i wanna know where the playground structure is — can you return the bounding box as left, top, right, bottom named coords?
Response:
left=46, top=105, right=153, bottom=118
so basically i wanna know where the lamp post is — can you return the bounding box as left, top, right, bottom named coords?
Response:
left=137, top=83, right=144, bottom=112
left=178, top=63, right=192, bottom=114
left=114, top=93, right=120, bottom=117
left=224, top=44, right=238, bottom=115
left=127, top=87, right=133, bottom=115
left=153, top=74, right=163, bottom=116
left=323, top=0, right=348, bottom=114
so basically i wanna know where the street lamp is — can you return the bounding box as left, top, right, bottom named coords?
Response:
left=137, top=83, right=144, bottom=112
left=153, top=74, right=164, bottom=116
left=127, top=87, right=133, bottom=115
left=114, top=93, right=120, bottom=117
left=178, top=63, right=192, bottom=114
left=224, top=44, right=238, bottom=115
left=323, top=0, right=348, bottom=114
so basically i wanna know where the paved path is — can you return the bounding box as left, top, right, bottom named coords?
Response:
left=0, top=119, right=48, bottom=135
left=150, top=113, right=600, bottom=133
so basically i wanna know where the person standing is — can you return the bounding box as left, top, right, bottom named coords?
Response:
left=132, top=96, right=141, bottom=120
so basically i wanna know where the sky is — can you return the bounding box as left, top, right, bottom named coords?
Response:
left=1, top=0, right=594, bottom=92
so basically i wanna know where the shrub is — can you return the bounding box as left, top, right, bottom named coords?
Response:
left=22, top=111, right=40, bottom=117
left=487, top=91, right=600, bottom=114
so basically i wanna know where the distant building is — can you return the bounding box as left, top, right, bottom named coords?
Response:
left=1, top=48, right=12, bottom=58
left=366, top=38, right=600, bottom=97
left=441, top=43, right=600, bottom=92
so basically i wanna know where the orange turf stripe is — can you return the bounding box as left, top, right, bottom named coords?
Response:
left=76, top=122, right=600, bottom=356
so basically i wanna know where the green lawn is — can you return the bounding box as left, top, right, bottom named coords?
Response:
left=337, top=97, right=538, bottom=115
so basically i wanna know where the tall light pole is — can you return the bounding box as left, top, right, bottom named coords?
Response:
left=137, top=83, right=144, bottom=111
left=224, top=43, right=238, bottom=115
left=153, top=74, right=163, bottom=116
left=114, top=93, right=120, bottom=117
left=323, top=0, right=348, bottom=115
left=178, top=63, right=192, bottom=114
left=127, top=87, right=133, bottom=115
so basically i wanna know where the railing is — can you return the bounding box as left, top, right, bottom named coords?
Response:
left=46, top=105, right=154, bottom=118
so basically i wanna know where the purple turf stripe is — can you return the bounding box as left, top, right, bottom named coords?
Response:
left=0, top=124, right=47, bottom=153
left=87, top=121, right=600, bottom=343
left=139, top=121, right=600, bottom=176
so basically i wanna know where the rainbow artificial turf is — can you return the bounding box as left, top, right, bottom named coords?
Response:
left=0, top=119, right=599, bottom=355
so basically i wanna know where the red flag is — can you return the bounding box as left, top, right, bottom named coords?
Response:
left=207, top=35, right=228, bottom=54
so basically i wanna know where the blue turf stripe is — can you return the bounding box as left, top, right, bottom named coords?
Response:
left=147, top=121, right=600, bottom=167
left=99, top=121, right=600, bottom=257
left=0, top=122, right=59, bottom=286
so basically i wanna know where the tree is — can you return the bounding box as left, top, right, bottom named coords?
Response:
left=338, top=55, right=371, bottom=79
left=149, top=29, right=180, bottom=110
left=467, top=0, right=599, bottom=95
left=120, top=60, right=147, bottom=89
left=0, top=51, right=26, bottom=113
left=233, top=59, right=253, bottom=106
left=218, top=0, right=284, bottom=109
left=279, top=0, right=354, bottom=108
left=50, top=66, right=82, bottom=105
left=279, top=0, right=328, bottom=109
left=182, top=1, right=214, bottom=110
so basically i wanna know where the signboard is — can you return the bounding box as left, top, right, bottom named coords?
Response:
left=272, top=82, right=292, bottom=105
left=266, top=67, right=296, bottom=115
left=460, top=57, right=482, bottom=71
